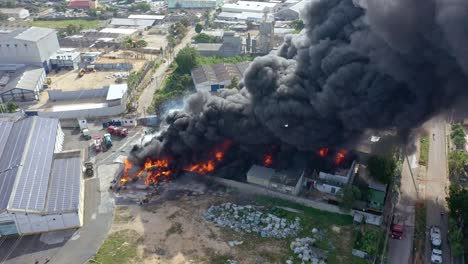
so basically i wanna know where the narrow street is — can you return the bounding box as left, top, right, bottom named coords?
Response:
left=387, top=141, right=418, bottom=264
left=137, top=28, right=196, bottom=116
left=424, top=116, right=450, bottom=263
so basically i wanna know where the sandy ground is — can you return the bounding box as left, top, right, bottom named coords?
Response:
left=109, top=177, right=288, bottom=264
left=142, top=32, right=168, bottom=51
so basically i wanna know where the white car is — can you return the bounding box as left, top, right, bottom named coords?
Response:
left=430, top=226, right=442, bottom=246
left=431, top=248, right=442, bottom=263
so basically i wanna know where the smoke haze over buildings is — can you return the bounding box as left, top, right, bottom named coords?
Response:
left=131, top=0, right=468, bottom=163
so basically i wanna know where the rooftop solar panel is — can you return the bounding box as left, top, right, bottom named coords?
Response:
left=46, top=157, right=81, bottom=213
left=10, top=117, right=58, bottom=211
left=0, top=118, right=33, bottom=210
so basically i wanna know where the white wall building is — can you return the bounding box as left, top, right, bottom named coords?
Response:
left=0, top=8, right=30, bottom=19
left=222, top=1, right=280, bottom=14
left=0, top=27, right=60, bottom=71
left=0, top=117, right=84, bottom=235
left=191, top=62, right=250, bottom=92
left=167, top=0, right=223, bottom=9
left=0, top=67, right=46, bottom=103
left=313, top=161, right=357, bottom=195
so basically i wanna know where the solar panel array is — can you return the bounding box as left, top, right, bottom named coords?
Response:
left=10, top=117, right=58, bottom=211
left=0, top=119, right=33, bottom=210
left=46, top=157, right=81, bottom=213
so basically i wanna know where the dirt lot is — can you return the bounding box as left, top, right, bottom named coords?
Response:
left=142, top=31, right=168, bottom=50
left=47, top=70, right=126, bottom=91
left=93, top=175, right=367, bottom=264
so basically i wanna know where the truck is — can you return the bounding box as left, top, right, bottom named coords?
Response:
left=84, top=161, right=94, bottom=177
left=102, top=133, right=112, bottom=151
left=107, top=125, right=128, bottom=137
left=390, top=216, right=404, bottom=239
left=93, top=136, right=102, bottom=152
left=81, top=128, right=91, bottom=140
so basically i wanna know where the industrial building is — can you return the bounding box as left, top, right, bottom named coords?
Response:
left=222, top=1, right=280, bottom=14
left=193, top=31, right=243, bottom=57
left=191, top=62, right=250, bottom=92
left=128, top=14, right=165, bottom=22
left=167, top=0, right=223, bottom=9
left=246, top=165, right=305, bottom=196
left=69, top=0, right=98, bottom=9
left=275, top=0, right=312, bottom=21
left=110, top=18, right=155, bottom=30
left=0, top=27, right=60, bottom=71
left=49, top=48, right=81, bottom=70
left=0, top=8, right=30, bottom=19
left=0, top=116, right=84, bottom=235
left=0, top=67, right=46, bottom=103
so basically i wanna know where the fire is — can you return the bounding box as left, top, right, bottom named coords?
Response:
left=121, top=159, right=134, bottom=184
left=335, top=150, right=348, bottom=165
left=318, top=148, right=329, bottom=157
left=184, top=160, right=216, bottom=174
left=263, top=154, right=273, bottom=167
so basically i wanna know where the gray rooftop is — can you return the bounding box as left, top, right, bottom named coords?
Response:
left=9, top=117, right=59, bottom=212
left=110, top=18, right=155, bottom=27
left=46, top=153, right=82, bottom=213
left=247, top=165, right=275, bottom=180
left=106, top=83, right=128, bottom=101
left=0, top=67, right=44, bottom=93
left=191, top=62, right=250, bottom=85
left=14, top=27, right=55, bottom=42
left=193, top=43, right=223, bottom=52
left=0, top=118, right=33, bottom=211
left=271, top=170, right=304, bottom=187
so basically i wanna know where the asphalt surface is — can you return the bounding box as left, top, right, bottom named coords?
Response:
left=388, top=140, right=419, bottom=264
left=137, top=28, right=196, bottom=116
left=424, top=117, right=450, bottom=263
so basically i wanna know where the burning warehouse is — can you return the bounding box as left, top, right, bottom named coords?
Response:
left=0, top=116, right=84, bottom=235
left=127, top=0, right=468, bottom=189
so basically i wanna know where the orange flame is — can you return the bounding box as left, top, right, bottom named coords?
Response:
left=263, top=154, right=273, bottom=167
left=121, top=159, right=134, bottom=184
left=184, top=160, right=216, bottom=174
left=335, top=150, right=348, bottom=165
left=318, top=148, right=329, bottom=157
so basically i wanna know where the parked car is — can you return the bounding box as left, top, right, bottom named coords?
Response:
left=390, top=223, right=404, bottom=239
left=431, top=248, right=442, bottom=263
left=430, top=226, right=442, bottom=247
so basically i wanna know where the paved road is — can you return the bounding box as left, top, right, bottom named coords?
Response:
left=388, top=141, right=419, bottom=264
left=424, top=116, right=450, bottom=263
left=137, top=28, right=196, bottom=116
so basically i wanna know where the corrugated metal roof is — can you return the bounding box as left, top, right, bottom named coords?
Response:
left=193, top=43, right=223, bottom=52
left=128, top=15, right=165, bottom=20
left=191, top=62, right=250, bottom=86
left=46, top=155, right=81, bottom=213
left=106, top=84, right=128, bottom=100
left=100, top=28, right=137, bottom=35
left=0, top=118, right=33, bottom=211
left=247, top=165, right=275, bottom=180
left=16, top=67, right=44, bottom=91
left=14, top=27, right=55, bottom=42
left=9, top=117, right=58, bottom=212
left=110, top=18, right=155, bottom=27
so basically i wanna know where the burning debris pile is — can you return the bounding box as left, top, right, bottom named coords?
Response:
left=203, top=203, right=301, bottom=238
left=131, top=0, right=468, bottom=179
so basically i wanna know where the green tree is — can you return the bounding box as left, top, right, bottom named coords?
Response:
left=367, top=155, right=397, bottom=184
left=175, top=46, right=199, bottom=74
left=65, top=24, right=83, bottom=35
left=195, top=23, right=203, bottom=33
left=337, top=185, right=361, bottom=211
left=129, top=2, right=151, bottom=12
left=451, top=124, right=466, bottom=149
left=448, top=150, right=468, bottom=179
left=6, top=102, right=18, bottom=113
left=446, top=184, right=468, bottom=222
left=193, top=33, right=216, bottom=43
left=180, top=18, right=190, bottom=27
left=228, top=76, right=239, bottom=89
left=448, top=218, right=464, bottom=256
left=291, top=20, right=304, bottom=31
left=135, top=39, right=147, bottom=48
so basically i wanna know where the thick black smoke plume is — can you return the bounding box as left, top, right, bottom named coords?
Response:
left=131, top=0, right=468, bottom=163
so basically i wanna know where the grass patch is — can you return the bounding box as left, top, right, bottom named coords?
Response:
left=353, top=225, right=385, bottom=257
left=90, top=229, right=142, bottom=264
left=208, top=253, right=234, bottom=264
left=254, top=195, right=356, bottom=264
left=413, top=202, right=426, bottom=261
left=27, top=19, right=102, bottom=29
left=165, top=222, right=183, bottom=237
left=196, top=55, right=254, bottom=65
left=419, top=135, right=430, bottom=166
left=255, top=196, right=353, bottom=227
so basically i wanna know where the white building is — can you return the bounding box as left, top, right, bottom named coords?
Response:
left=49, top=48, right=81, bottom=70
left=313, top=161, right=357, bottom=195
left=0, top=27, right=60, bottom=71
left=275, top=0, right=314, bottom=21
left=110, top=18, right=155, bottom=30
left=0, top=67, right=46, bottom=103
left=0, top=116, right=84, bottom=235
left=167, top=0, right=223, bottom=9
left=0, top=8, right=30, bottom=19
left=246, top=165, right=305, bottom=196
left=222, top=1, right=280, bottom=14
